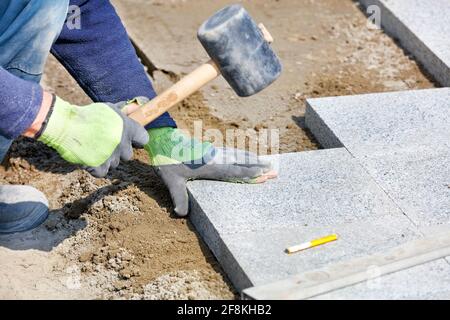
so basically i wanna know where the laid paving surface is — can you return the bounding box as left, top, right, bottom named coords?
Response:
left=359, top=0, right=450, bottom=86
left=243, top=230, right=450, bottom=300
left=306, top=88, right=450, bottom=229
left=260, top=258, right=450, bottom=300
left=188, top=150, right=423, bottom=291
left=188, top=88, right=450, bottom=297
left=312, top=259, right=450, bottom=300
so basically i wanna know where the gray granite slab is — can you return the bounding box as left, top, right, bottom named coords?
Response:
left=219, top=215, right=419, bottom=289
left=354, top=149, right=450, bottom=228
left=243, top=228, right=450, bottom=299
left=306, top=88, right=450, bottom=228
left=188, top=150, right=419, bottom=290
left=359, top=0, right=450, bottom=86
left=312, top=259, right=450, bottom=300
left=227, top=88, right=450, bottom=296
left=189, top=150, right=405, bottom=235
left=305, top=88, right=450, bottom=152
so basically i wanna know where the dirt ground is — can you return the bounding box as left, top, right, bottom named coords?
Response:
left=0, top=0, right=434, bottom=300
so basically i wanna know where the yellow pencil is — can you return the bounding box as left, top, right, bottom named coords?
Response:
left=286, top=234, right=338, bottom=254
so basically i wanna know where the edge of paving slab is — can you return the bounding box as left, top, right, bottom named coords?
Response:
left=358, top=0, right=450, bottom=86
left=188, top=192, right=254, bottom=290
left=304, top=102, right=343, bottom=149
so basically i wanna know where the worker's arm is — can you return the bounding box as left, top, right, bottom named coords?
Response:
left=51, top=0, right=176, bottom=129
left=0, top=67, right=42, bottom=140
left=0, top=66, right=147, bottom=177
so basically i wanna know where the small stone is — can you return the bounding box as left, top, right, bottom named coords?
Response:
left=79, top=251, right=93, bottom=263
left=119, top=269, right=131, bottom=280
left=113, top=281, right=129, bottom=291
left=121, top=252, right=133, bottom=262
left=109, top=221, right=125, bottom=232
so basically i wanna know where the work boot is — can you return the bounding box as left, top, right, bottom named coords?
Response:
left=0, top=185, right=49, bottom=234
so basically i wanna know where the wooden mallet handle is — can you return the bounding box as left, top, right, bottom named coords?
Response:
left=129, top=60, right=220, bottom=126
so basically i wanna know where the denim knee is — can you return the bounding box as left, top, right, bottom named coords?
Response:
left=0, top=0, right=69, bottom=82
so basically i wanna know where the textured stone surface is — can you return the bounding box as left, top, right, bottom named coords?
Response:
left=196, top=88, right=450, bottom=295
left=355, top=149, right=450, bottom=228
left=188, top=150, right=420, bottom=290
left=359, top=0, right=450, bottom=86
left=220, top=216, right=420, bottom=288
left=243, top=229, right=450, bottom=300
left=190, top=150, right=406, bottom=234
left=305, top=88, right=450, bottom=152
left=312, top=259, right=450, bottom=300
left=306, top=88, right=450, bottom=229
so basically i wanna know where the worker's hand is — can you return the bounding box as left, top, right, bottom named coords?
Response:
left=37, top=96, right=149, bottom=177
left=144, top=127, right=277, bottom=217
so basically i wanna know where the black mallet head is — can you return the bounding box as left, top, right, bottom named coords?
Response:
left=197, top=4, right=282, bottom=97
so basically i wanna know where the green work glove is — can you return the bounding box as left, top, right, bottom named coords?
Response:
left=145, top=127, right=277, bottom=217
left=37, top=96, right=149, bottom=178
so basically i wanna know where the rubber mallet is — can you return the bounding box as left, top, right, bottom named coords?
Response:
left=129, top=4, right=282, bottom=126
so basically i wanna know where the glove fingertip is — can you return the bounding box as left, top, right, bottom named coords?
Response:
left=110, top=155, right=121, bottom=169
left=87, top=159, right=111, bottom=178
left=174, top=205, right=189, bottom=217
left=171, top=188, right=190, bottom=217
left=87, top=166, right=107, bottom=178
left=120, top=143, right=133, bottom=162
left=248, top=167, right=264, bottom=178
left=160, top=170, right=190, bottom=218
left=131, top=125, right=150, bottom=148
